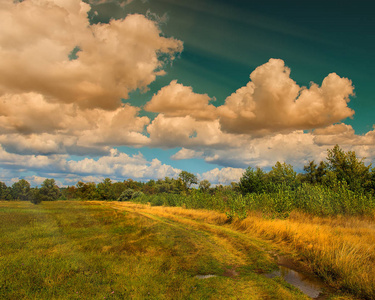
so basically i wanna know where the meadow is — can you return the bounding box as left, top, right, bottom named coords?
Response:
left=129, top=188, right=375, bottom=299
left=0, top=200, right=312, bottom=300
left=1, top=200, right=369, bottom=299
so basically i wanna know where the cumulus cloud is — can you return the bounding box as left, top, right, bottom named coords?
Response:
left=171, top=148, right=204, bottom=160
left=199, top=131, right=326, bottom=170
left=0, top=0, right=182, bottom=109
left=147, top=114, right=248, bottom=149
left=145, top=80, right=217, bottom=120
left=66, top=148, right=181, bottom=179
left=145, top=58, right=357, bottom=154
left=313, top=123, right=375, bottom=147
left=0, top=146, right=181, bottom=185
left=218, top=59, right=355, bottom=135
left=0, top=93, right=150, bottom=155
left=199, top=167, right=245, bottom=185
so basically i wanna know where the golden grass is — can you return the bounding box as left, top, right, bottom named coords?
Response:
left=107, top=201, right=375, bottom=299
left=3, top=201, right=321, bottom=299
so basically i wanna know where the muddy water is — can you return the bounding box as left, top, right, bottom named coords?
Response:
left=265, top=255, right=327, bottom=299
left=195, top=255, right=328, bottom=298
left=266, top=266, right=323, bottom=298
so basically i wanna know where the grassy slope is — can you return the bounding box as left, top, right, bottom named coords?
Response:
left=0, top=201, right=356, bottom=300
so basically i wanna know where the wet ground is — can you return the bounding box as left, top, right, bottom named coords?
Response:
left=265, top=254, right=330, bottom=299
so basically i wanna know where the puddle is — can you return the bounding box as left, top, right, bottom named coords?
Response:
left=266, top=266, right=322, bottom=298
left=195, top=274, right=217, bottom=279
left=265, top=255, right=326, bottom=299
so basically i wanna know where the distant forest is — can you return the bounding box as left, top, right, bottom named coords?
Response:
left=1, top=145, right=375, bottom=215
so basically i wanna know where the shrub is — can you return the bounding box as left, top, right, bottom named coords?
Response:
left=29, top=189, right=42, bottom=205
left=118, top=189, right=134, bottom=201
left=131, top=191, right=144, bottom=199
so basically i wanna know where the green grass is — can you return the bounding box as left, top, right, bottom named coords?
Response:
left=0, top=201, right=321, bottom=299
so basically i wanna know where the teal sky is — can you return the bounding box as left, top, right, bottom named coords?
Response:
left=94, top=0, right=375, bottom=171
left=89, top=0, right=375, bottom=134
left=0, top=0, right=374, bottom=186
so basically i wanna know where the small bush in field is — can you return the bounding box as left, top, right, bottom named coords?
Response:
left=118, top=189, right=134, bottom=201
left=131, top=191, right=144, bottom=199
left=29, top=189, right=42, bottom=205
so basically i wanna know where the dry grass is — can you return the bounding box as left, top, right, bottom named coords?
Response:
left=108, top=201, right=375, bottom=299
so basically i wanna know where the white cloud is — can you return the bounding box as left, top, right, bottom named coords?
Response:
left=0, top=0, right=182, bottom=109
left=147, top=114, right=246, bottom=148
left=145, top=80, right=217, bottom=120
left=218, top=59, right=354, bottom=135
left=0, top=93, right=150, bottom=155
left=199, top=167, right=245, bottom=185
left=313, top=123, right=375, bottom=146
left=171, top=148, right=204, bottom=160
left=0, top=146, right=181, bottom=185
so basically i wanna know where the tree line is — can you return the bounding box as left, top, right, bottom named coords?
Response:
left=239, top=145, right=375, bottom=195
left=1, top=145, right=375, bottom=205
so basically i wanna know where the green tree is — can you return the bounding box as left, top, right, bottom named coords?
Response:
left=326, top=145, right=371, bottom=191
left=123, top=179, right=142, bottom=191
left=199, top=179, right=211, bottom=192
left=268, top=162, right=297, bottom=189
left=303, top=160, right=327, bottom=184
left=365, top=167, right=375, bottom=194
left=178, top=171, right=198, bottom=189
left=111, top=182, right=127, bottom=200
left=76, top=182, right=98, bottom=199
left=11, top=179, right=31, bottom=201
left=0, top=182, right=12, bottom=200
left=239, top=167, right=267, bottom=194
left=39, top=179, right=61, bottom=201
left=143, top=179, right=157, bottom=194
left=97, top=178, right=115, bottom=200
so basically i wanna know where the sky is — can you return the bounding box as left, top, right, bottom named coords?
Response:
left=0, top=0, right=374, bottom=187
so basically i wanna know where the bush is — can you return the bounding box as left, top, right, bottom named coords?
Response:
left=29, top=189, right=42, bottom=205
left=131, top=191, right=144, bottom=199
left=118, top=189, right=134, bottom=201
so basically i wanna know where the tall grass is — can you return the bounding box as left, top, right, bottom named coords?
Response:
left=131, top=182, right=375, bottom=219
left=230, top=211, right=375, bottom=299
left=115, top=202, right=375, bottom=299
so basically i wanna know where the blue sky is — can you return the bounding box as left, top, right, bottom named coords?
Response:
left=0, top=0, right=374, bottom=186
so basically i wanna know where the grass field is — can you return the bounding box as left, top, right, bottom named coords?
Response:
left=0, top=201, right=363, bottom=299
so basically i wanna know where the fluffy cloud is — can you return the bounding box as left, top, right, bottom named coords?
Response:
left=66, top=149, right=181, bottom=179
left=0, top=93, right=149, bottom=155
left=218, top=59, right=355, bottom=135
left=145, top=58, right=357, bottom=152
left=0, top=146, right=181, bottom=185
left=199, top=167, right=245, bottom=185
left=198, top=131, right=326, bottom=170
left=171, top=148, right=204, bottom=160
left=0, top=0, right=182, bottom=109
left=147, top=114, right=248, bottom=148
left=313, top=123, right=375, bottom=147
left=145, top=80, right=217, bottom=120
